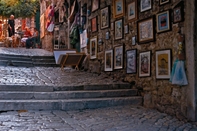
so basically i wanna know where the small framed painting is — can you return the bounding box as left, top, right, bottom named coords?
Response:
left=91, top=0, right=100, bottom=12
left=155, top=49, right=171, bottom=79
left=173, top=2, right=184, bottom=24
left=127, top=0, right=137, bottom=22
left=156, top=10, right=171, bottom=33
left=90, top=36, right=98, bottom=59
left=159, top=0, right=170, bottom=6
left=140, top=0, right=152, bottom=12
left=104, top=50, right=113, bottom=71
left=114, top=45, right=124, bottom=70
left=124, top=25, right=129, bottom=34
left=100, top=6, right=110, bottom=29
left=91, top=16, right=98, bottom=32
left=113, top=0, right=125, bottom=18
left=137, top=16, right=155, bottom=44
left=139, top=51, right=151, bottom=77
left=114, top=18, right=124, bottom=40
left=132, top=36, right=136, bottom=45
left=126, top=49, right=137, bottom=74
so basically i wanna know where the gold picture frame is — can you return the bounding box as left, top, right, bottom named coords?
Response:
left=113, top=0, right=125, bottom=18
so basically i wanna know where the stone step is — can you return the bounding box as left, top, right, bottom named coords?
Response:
left=0, top=89, right=137, bottom=100
left=0, top=84, right=132, bottom=92
left=0, top=96, right=142, bottom=111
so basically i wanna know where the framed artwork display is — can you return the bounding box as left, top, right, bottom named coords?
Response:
left=104, top=50, right=113, bottom=71
left=139, top=51, right=151, bottom=77
left=124, top=25, right=129, bottom=34
left=140, top=0, right=152, bottom=12
left=173, top=2, right=184, bottom=23
left=91, top=0, right=100, bottom=12
left=100, top=6, right=110, bottom=29
left=114, top=18, right=124, bottom=40
left=90, top=36, right=98, bottom=59
left=156, top=10, right=171, bottom=33
left=155, top=49, right=171, bottom=79
left=113, top=0, right=125, bottom=18
left=127, top=0, right=137, bottom=22
left=132, top=36, right=136, bottom=45
left=159, top=0, right=170, bottom=6
left=137, top=16, right=155, bottom=44
left=91, top=16, right=98, bottom=32
left=126, top=49, right=137, bottom=74
left=80, top=30, right=88, bottom=48
left=114, top=45, right=124, bottom=70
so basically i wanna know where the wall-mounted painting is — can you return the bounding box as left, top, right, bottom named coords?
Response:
left=140, top=0, right=152, bottom=12
left=100, top=6, right=110, bottom=29
left=91, top=16, right=98, bottom=32
left=90, top=36, right=98, bottom=59
left=156, top=10, right=171, bottom=33
left=91, top=0, right=100, bottom=12
left=139, top=51, right=151, bottom=77
left=114, top=18, right=124, bottom=40
left=104, top=50, right=113, bottom=71
left=128, top=0, right=137, bottom=22
left=155, top=49, right=171, bottom=79
left=126, top=49, right=137, bottom=74
left=114, top=45, right=124, bottom=70
left=113, top=0, right=125, bottom=18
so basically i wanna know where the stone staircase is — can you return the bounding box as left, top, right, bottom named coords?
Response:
left=0, top=84, right=142, bottom=111
left=0, top=53, right=58, bottom=67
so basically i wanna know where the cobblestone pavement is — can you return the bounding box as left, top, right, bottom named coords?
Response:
left=0, top=105, right=197, bottom=131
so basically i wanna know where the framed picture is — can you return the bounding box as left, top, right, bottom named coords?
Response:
left=80, top=29, right=88, bottom=48
left=127, top=0, right=137, bottom=22
left=104, top=50, right=113, bottom=71
left=132, top=36, right=136, bottom=45
left=140, top=0, right=152, bottom=12
left=91, top=0, right=100, bottom=12
left=100, top=6, right=110, bottom=29
left=126, top=49, right=137, bottom=74
left=90, top=36, right=98, bottom=59
left=114, top=45, right=124, bottom=70
left=124, top=25, right=129, bottom=34
left=114, top=18, right=124, bottom=40
left=173, top=2, right=184, bottom=23
left=137, top=16, right=155, bottom=44
left=113, top=0, right=125, bottom=18
left=159, top=0, right=170, bottom=6
left=155, top=49, right=171, bottom=79
left=156, top=10, right=171, bottom=33
left=139, top=51, right=151, bottom=77
left=91, top=16, right=98, bottom=32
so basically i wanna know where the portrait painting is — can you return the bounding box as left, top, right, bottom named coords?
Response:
left=137, top=16, right=155, bottom=43
left=156, top=49, right=171, bottom=79
left=156, top=10, right=171, bottom=33
left=91, top=0, right=99, bottom=12
left=91, top=16, right=98, bottom=32
left=105, top=50, right=113, bottom=71
left=90, top=36, right=98, bottom=59
left=126, top=49, right=137, bottom=74
left=139, top=51, right=151, bottom=77
left=140, top=0, right=152, bottom=12
left=114, top=18, right=123, bottom=40
left=128, top=0, right=137, bottom=21
left=113, top=0, right=125, bottom=18
left=114, top=45, right=124, bottom=69
left=100, top=6, right=110, bottom=29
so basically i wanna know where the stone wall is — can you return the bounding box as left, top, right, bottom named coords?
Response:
left=85, top=0, right=189, bottom=120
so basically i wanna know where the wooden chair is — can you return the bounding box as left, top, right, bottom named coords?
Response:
left=60, top=53, right=86, bottom=71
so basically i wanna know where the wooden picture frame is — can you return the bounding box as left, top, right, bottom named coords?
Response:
left=140, top=0, right=152, bottom=12
left=173, top=2, right=184, bottom=24
left=90, top=36, right=98, bottom=59
left=127, top=0, right=137, bottom=22
left=91, top=0, right=100, bottom=12
left=100, top=6, right=110, bottom=29
left=155, top=49, right=171, bottom=79
left=113, top=0, right=125, bottom=18
left=104, top=50, right=113, bottom=71
left=114, top=18, right=124, bottom=40
left=126, top=49, right=137, bottom=74
left=114, top=45, right=124, bottom=70
left=91, top=16, right=98, bottom=32
left=156, top=10, right=171, bottom=33
left=139, top=51, right=151, bottom=77
left=137, top=16, right=155, bottom=44
left=159, top=0, right=170, bottom=6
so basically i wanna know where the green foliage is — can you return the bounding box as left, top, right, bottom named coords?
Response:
left=0, top=0, right=40, bottom=18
